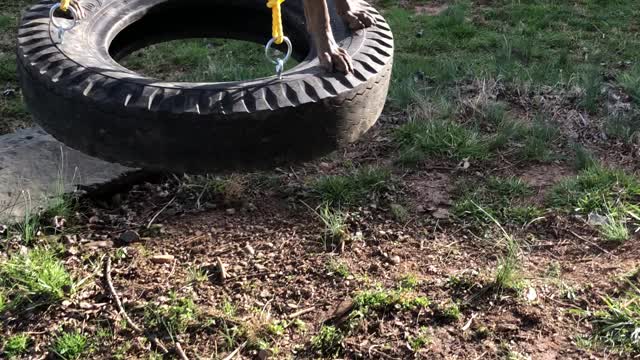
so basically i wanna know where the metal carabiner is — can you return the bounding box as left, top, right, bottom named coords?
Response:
left=49, top=3, right=79, bottom=44
left=265, top=36, right=292, bottom=80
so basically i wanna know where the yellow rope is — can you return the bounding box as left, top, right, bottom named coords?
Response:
left=266, top=0, right=285, bottom=45
left=60, top=0, right=71, bottom=12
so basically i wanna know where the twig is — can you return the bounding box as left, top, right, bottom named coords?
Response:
left=344, top=340, right=398, bottom=360
left=568, top=230, right=616, bottom=257
left=175, top=342, right=189, bottom=360
left=104, top=257, right=169, bottom=354
left=147, top=195, right=176, bottom=228
left=216, top=257, right=228, bottom=282
left=287, top=306, right=316, bottom=319
left=222, top=341, right=247, bottom=360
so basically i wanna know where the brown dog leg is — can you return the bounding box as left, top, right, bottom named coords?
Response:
left=303, top=0, right=353, bottom=73
left=335, top=0, right=376, bottom=30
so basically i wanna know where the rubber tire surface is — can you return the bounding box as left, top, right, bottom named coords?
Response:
left=17, top=0, right=394, bottom=173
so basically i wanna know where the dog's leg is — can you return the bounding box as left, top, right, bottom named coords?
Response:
left=335, top=0, right=376, bottom=30
left=304, top=0, right=353, bottom=73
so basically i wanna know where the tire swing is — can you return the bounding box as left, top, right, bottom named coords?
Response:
left=17, top=0, right=394, bottom=173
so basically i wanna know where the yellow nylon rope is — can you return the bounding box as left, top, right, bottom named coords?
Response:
left=266, top=0, right=285, bottom=45
left=60, top=0, right=71, bottom=12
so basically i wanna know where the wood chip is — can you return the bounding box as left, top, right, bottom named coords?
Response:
left=150, top=254, right=175, bottom=264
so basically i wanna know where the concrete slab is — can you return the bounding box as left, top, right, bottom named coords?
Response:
left=0, top=127, right=137, bottom=222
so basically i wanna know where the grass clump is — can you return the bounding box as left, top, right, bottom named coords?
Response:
left=408, top=326, right=432, bottom=351
left=311, top=325, right=344, bottom=357
left=52, top=330, right=88, bottom=360
left=517, top=117, right=558, bottom=162
left=145, top=294, right=198, bottom=335
left=395, top=120, right=490, bottom=164
left=587, top=286, right=640, bottom=354
left=495, top=235, right=523, bottom=292
left=312, top=167, right=390, bottom=206
left=605, top=111, right=640, bottom=145
left=0, top=246, right=73, bottom=309
left=312, top=204, right=350, bottom=251
left=454, top=176, right=540, bottom=225
left=326, top=258, right=350, bottom=279
left=3, top=333, right=30, bottom=358
left=548, top=166, right=640, bottom=228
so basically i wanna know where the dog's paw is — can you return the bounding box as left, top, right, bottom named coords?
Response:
left=319, top=46, right=353, bottom=74
left=340, top=9, right=376, bottom=30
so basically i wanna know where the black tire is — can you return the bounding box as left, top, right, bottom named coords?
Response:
left=17, top=0, right=394, bottom=173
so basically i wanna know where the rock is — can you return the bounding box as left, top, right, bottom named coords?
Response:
left=150, top=254, right=175, bottom=264
left=255, top=263, right=267, bottom=271
left=84, top=240, right=114, bottom=249
left=587, top=212, right=608, bottom=226
left=432, top=208, right=450, bottom=219
left=226, top=208, right=236, bottom=215
left=0, top=127, right=137, bottom=223
left=416, top=205, right=426, bottom=213
left=61, top=234, right=77, bottom=245
left=388, top=255, right=401, bottom=265
left=258, top=349, right=272, bottom=360
left=119, top=230, right=140, bottom=243
left=244, top=243, right=255, bottom=256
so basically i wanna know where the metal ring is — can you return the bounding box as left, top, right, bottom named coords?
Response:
left=264, top=36, right=292, bottom=66
left=49, top=3, right=78, bottom=32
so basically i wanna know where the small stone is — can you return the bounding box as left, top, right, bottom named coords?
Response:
left=416, top=205, right=426, bottom=213
left=88, top=215, right=100, bottom=224
left=62, top=234, right=77, bottom=245
left=258, top=349, right=272, bottom=360
left=388, top=255, right=401, bottom=265
left=255, top=263, right=267, bottom=271
left=119, top=230, right=140, bottom=243
left=259, top=289, right=272, bottom=298
left=84, top=240, right=114, bottom=249
left=432, top=208, right=450, bottom=219
left=226, top=208, right=236, bottom=215
left=244, top=243, right=255, bottom=256
left=151, top=254, right=175, bottom=264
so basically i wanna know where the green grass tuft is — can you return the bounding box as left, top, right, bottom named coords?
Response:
left=312, top=167, right=390, bottom=206
left=548, top=166, right=640, bottom=215
left=454, top=176, right=540, bottom=225
left=52, top=330, right=88, bottom=360
left=3, top=333, right=30, bottom=358
left=311, top=325, right=344, bottom=357
left=395, top=120, right=490, bottom=164
left=590, top=286, right=640, bottom=354
left=0, top=246, right=73, bottom=309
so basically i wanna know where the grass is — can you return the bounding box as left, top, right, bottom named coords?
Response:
left=0, top=246, right=73, bottom=309
left=588, top=285, right=640, bottom=354
left=312, top=167, right=390, bottom=206
left=311, top=325, right=344, bottom=357
left=119, top=38, right=298, bottom=82
left=326, top=258, right=350, bottom=279
left=548, top=166, right=640, bottom=216
left=605, top=110, right=640, bottom=145
left=144, top=294, right=198, bottom=335
left=454, top=176, right=541, bottom=225
left=312, top=204, right=349, bottom=250
left=517, top=117, right=558, bottom=163
left=52, top=330, right=88, bottom=360
left=408, top=326, right=432, bottom=352
left=395, top=119, right=490, bottom=164
left=495, top=235, right=523, bottom=292
left=3, top=333, right=30, bottom=358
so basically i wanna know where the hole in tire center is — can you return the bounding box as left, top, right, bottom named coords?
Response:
left=117, top=38, right=300, bottom=82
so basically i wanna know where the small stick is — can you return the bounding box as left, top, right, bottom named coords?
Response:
left=222, top=341, right=247, bottom=360
left=216, top=257, right=228, bottom=281
left=568, top=230, right=616, bottom=257
left=104, top=257, right=169, bottom=354
left=147, top=195, right=176, bottom=228
left=175, top=342, right=189, bottom=360
left=287, top=306, right=316, bottom=319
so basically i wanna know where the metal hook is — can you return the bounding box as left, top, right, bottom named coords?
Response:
left=265, top=36, right=292, bottom=80
left=49, top=3, right=78, bottom=44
